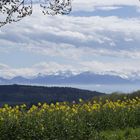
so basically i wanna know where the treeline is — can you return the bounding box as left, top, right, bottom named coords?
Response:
left=0, top=85, right=105, bottom=106
left=0, top=84, right=140, bottom=107
left=91, top=90, right=140, bottom=103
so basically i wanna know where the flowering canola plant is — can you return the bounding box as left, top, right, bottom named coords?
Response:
left=0, top=97, right=140, bottom=139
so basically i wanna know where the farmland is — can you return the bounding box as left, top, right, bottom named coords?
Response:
left=0, top=94, right=140, bottom=139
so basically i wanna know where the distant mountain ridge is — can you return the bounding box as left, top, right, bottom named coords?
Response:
left=0, top=71, right=139, bottom=85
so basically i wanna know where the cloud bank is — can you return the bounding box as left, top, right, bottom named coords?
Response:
left=0, top=1, right=140, bottom=78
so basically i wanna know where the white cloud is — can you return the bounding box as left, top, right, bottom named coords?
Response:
left=96, top=6, right=122, bottom=11
left=0, top=64, right=9, bottom=70
left=0, top=62, right=80, bottom=78
left=1, top=58, right=140, bottom=79
left=0, top=3, right=140, bottom=78
left=1, top=12, right=140, bottom=59
left=73, top=0, right=140, bottom=11
left=80, top=60, right=140, bottom=78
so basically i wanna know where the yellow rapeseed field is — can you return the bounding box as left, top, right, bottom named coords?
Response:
left=0, top=97, right=140, bottom=139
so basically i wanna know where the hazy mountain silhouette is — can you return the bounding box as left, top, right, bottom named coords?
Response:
left=0, top=71, right=137, bottom=85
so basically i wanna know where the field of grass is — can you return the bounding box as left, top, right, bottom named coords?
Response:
left=0, top=96, right=140, bottom=139
left=100, top=128, right=140, bottom=140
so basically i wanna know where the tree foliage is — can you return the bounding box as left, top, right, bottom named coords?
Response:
left=0, top=0, right=72, bottom=27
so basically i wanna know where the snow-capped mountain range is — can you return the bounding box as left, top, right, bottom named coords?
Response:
left=0, top=71, right=140, bottom=85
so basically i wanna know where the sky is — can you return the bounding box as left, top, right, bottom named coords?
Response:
left=0, top=0, right=140, bottom=79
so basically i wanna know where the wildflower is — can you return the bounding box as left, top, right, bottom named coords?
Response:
left=38, top=102, right=41, bottom=106
left=79, top=98, right=83, bottom=103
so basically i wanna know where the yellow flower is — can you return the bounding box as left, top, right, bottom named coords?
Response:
left=56, top=102, right=60, bottom=106
left=93, top=100, right=97, bottom=104
left=21, top=104, right=26, bottom=108
left=38, top=102, right=41, bottom=106
left=79, top=98, right=83, bottom=103
left=124, top=97, right=127, bottom=100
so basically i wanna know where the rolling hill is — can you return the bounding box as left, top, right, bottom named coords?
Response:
left=0, top=84, right=105, bottom=106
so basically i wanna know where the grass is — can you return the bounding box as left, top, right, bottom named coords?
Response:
left=99, top=128, right=140, bottom=140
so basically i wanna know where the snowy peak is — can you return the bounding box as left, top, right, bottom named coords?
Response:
left=0, top=71, right=137, bottom=85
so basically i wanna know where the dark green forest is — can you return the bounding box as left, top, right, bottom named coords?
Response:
left=0, top=84, right=140, bottom=107
left=0, top=85, right=105, bottom=106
